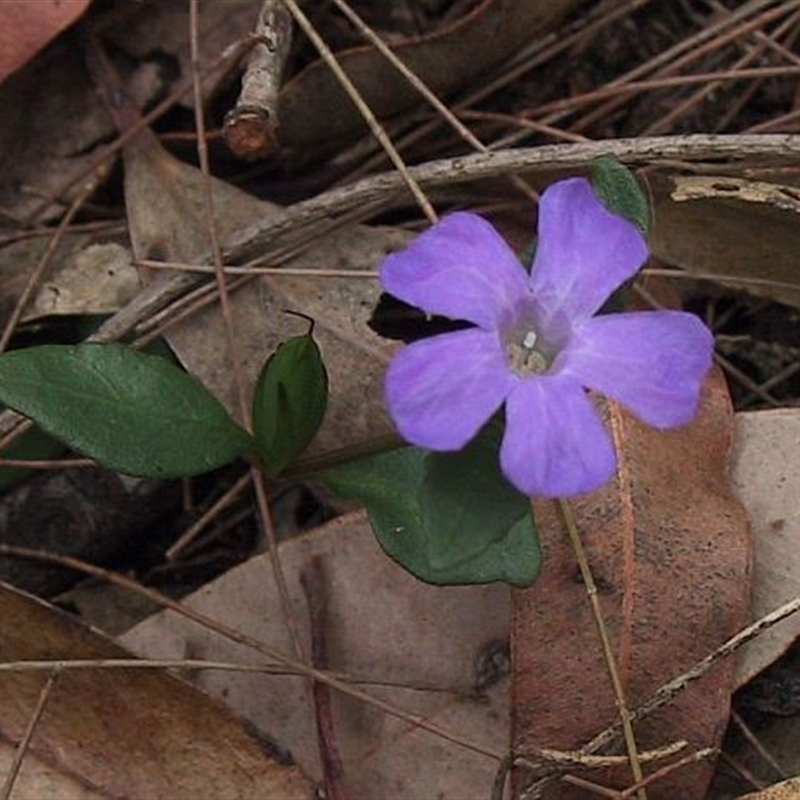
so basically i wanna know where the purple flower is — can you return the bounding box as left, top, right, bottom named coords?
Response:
left=380, top=177, right=713, bottom=497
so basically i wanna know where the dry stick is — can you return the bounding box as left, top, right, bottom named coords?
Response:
left=166, top=472, right=252, bottom=560
left=328, top=0, right=539, bottom=202
left=0, top=668, right=59, bottom=800
left=278, top=0, right=437, bottom=224
left=22, top=35, right=254, bottom=227
left=188, top=1, right=306, bottom=664
left=339, top=0, right=649, bottom=183
left=558, top=747, right=716, bottom=799
left=643, top=6, right=800, bottom=137
left=711, top=6, right=800, bottom=134
left=532, top=65, right=800, bottom=120
left=730, top=710, right=788, bottom=781
left=508, top=742, right=688, bottom=800
left=301, top=557, right=349, bottom=800
left=0, top=658, right=475, bottom=697
left=223, top=0, right=293, bottom=159
left=0, top=544, right=502, bottom=763
left=549, top=0, right=795, bottom=135
left=585, top=592, right=800, bottom=759
left=0, top=132, right=797, bottom=444
left=556, top=498, right=647, bottom=800
left=0, top=176, right=101, bottom=354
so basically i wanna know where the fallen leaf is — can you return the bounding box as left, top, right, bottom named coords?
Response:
left=511, top=369, right=752, bottom=800
left=650, top=174, right=800, bottom=308
left=121, top=511, right=509, bottom=799
left=121, top=124, right=408, bottom=453
left=0, top=740, right=107, bottom=799
left=732, top=407, right=800, bottom=686
left=0, top=580, right=313, bottom=799
left=278, top=0, right=586, bottom=157
left=0, top=0, right=92, bottom=87
left=0, top=235, right=140, bottom=326
left=0, top=45, right=162, bottom=221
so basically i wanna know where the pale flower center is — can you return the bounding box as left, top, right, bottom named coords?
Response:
left=506, top=328, right=550, bottom=376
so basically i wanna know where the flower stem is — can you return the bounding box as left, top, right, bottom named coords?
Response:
left=557, top=497, right=647, bottom=800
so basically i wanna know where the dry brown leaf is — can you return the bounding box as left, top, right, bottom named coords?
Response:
left=733, top=408, right=800, bottom=687
left=650, top=174, right=800, bottom=308
left=0, top=0, right=92, bottom=87
left=166, top=224, right=408, bottom=452
left=0, top=741, right=110, bottom=799
left=121, top=126, right=407, bottom=450
left=278, top=0, right=585, bottom=157
left=0, top=235, right=140, bottom=326
left=511, top=369, right=752, bottom=800
left=0, top=42, right=162, bottom=221
left=0, top=581, right=313, bottom=800
left=104, top=0, right=260, bottom=106
left=121, top=511, right=509, bottom=799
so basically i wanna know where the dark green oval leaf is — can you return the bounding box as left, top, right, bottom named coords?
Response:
left=592, top=154, right=650, bottom=234
left=252, top=332, right=328, bottom=477
left=0, top=344, right=253, bottom=478
left=322, top=431, right=541, bottom=587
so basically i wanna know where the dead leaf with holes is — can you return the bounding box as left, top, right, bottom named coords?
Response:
left=121, top=123, right=408, bottom=455
left=121, top=511, right=510, bottom=799
left=0, top=580, right=313, bottom=799
left=650, top=174, right=800, bottom=308
left=511, top=369, right=752, bottom=800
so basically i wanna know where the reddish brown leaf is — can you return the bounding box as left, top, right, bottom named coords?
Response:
left=0, top=0, right=92, bottom=87
left=511, top=368, right=752, bottom=799
left=0, top=581, right=314, bottom=799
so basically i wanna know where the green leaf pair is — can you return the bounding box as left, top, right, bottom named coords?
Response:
left=0, top=336, right=328, bottom=481
left=323, top=430, right=541, bottom=587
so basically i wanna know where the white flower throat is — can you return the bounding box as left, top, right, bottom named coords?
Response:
left=506, top=328, right=549, bottom=376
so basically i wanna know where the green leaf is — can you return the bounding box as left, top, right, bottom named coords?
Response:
left=322, top=433, right=541, bottom=587
left=0, top=344, right=254, bottom=478
left=252, top=331, right=328, bottom=477
left=591, top=155, right=650, bottom=234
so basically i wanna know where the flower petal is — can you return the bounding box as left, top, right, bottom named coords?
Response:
left=380, top=212, right=530, bottom=330
left=530, top=178, right=649, bottom=331
left=500, top=375, right=617, bottom=497
left=559, top=311, right=713, bottom=428
left=386, top=328, right=517, bottom=450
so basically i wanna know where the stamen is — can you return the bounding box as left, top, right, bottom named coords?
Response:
left=522, top=331, right=538, bottom=349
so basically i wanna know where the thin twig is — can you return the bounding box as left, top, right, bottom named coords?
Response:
left=0, top=177, right=101, bottom=353
left=301, top=557, right=349, bottom=800
left=278, top=0, right=438, bottom=223
left=223, top=0, right=293, bottom=159
left=0, top=544, right=503, bottom=762
left=1, top=669, right=60, bottom=800
left=189, top=3, right=307, bottom=661
left=556, top=498, right=647, bottom=800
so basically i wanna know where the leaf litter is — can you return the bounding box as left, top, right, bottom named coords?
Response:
left=1, top=1, right=800, bottom=798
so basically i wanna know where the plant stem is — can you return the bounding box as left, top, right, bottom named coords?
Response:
left=557, top=497, right=647, bottom=800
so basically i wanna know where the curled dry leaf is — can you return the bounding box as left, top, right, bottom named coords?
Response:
left=512, top=368, right=752, bottom=800
left=0, top=581, right=313, bottom=800
left=121, top=511, right=509, bottom=799
left=650, top=174, right=800, bottom=308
